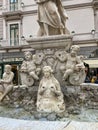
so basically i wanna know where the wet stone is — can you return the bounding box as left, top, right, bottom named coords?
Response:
left=34, top=112, right=42, bottom=119
left=47, top=113, right=57, bottom=121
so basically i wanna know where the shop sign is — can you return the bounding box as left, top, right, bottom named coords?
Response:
left=3, top=58, right=23, bottom=62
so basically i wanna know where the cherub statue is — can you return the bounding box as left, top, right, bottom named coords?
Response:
left=20, top=51, right=41, bottom=87
left=60, top=45, right=85, bottom=85
left=0, top=65, right=14, bottom=101
left=37, top=66, right=65, bottom=113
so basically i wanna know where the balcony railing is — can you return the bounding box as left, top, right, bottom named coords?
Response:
left=2, top=3, right=21, bottom=13
left=10, top=3, right=18, bottom=11
left=2, top=2, right=37, bottom=13
left=0, top=38, right=27, bottom=47
left=72, top=32, right=98, bottom=42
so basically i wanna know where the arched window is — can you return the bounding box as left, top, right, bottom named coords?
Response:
left=10, top=0, right=18, bottom=11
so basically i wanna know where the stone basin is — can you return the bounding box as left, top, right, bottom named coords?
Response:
left=0, top=83, right=98, bottom=121
left=0, top=83, right=98, bottom=129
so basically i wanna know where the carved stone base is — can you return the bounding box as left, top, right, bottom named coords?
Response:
left=27, top=35, right=72, bottom=50
left=0, top=83, right=98, bottom=120
left=27, top=35, right=73, bottom=87
left=1, top=83, right=98, bottom=111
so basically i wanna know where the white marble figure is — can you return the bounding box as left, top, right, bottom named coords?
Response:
left=36, top=0, right=69, bottom=36
left=37, top=66, right=65, bottom=113
left=0, top=65, right=14, bottom=101
left=20, top=51, right=40, bottom=87
left=60, top=45, right=85, bottom=85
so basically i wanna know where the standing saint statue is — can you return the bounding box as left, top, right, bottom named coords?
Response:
left=36, top=0, right=69, bottom=36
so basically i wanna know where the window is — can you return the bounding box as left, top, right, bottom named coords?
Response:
left=10, top=0, right=18, bottom=11
left=10, top=24, right=19, bottom=46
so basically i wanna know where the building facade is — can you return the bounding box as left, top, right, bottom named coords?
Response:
left=0, top=0, right=97, bottom=84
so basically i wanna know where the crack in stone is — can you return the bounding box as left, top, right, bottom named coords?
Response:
left=61, top=121, right=71, bottom=130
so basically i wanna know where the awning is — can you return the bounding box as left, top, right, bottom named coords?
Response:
left=84, top=60, right=98, bottom=68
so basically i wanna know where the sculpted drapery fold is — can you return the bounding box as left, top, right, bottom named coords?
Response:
left=37, top=0, right=69, bottom=36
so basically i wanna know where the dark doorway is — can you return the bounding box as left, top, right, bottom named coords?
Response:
left=11, top=65, right=18, bottom=85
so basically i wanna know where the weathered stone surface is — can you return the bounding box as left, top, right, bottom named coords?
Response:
left=47, top=113, right=57, bottom=121
left=37, top=66, right=65, bottom=113
left=63, top=121, right=98, bottom=130
left=1, top=83, right=98, bottom=112
left=27, top=35, right=72, bottom=50
left=27, top=37, right=86, bottom=86
left=36, top=0, right=69, bottom=36
left=0, top=117, right=69, bottom=130
left=0, top=117, right=98, bottom=130
left=27, top=36, right=72, bottom=86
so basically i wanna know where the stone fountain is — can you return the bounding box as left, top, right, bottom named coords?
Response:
left=0, top=0, right=98, bottom=125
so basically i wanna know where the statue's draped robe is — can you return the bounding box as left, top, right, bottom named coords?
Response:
left=37, top=0, right=69, bottom=35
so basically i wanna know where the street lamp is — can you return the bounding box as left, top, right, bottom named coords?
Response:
left=21, top=2, right=24, bottom=7
left=91, top=29, right=95, bottom=35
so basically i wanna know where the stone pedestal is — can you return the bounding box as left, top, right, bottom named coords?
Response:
left=27, top=35, right=72, bottom=50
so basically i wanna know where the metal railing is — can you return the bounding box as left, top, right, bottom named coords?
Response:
left=72, top=32, right=98, bottom=41
left=2, top=2, right=37, bottom=12
left=0, top=38, right=28, bottom=47
left=2, top=3, right=21, bottom=12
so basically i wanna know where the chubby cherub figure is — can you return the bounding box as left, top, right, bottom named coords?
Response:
left=20, top=51, right=41, bottom=86
left=21, top=51, right=39, bottom=80
left=62, top=45, right=85, bottom=81
left=0, top=65, right=14, bottom=101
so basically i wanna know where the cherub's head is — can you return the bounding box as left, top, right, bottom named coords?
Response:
left=24, top=51, right=32, bottom=61
left=43, top=66, right=53, bottom=78
left=70, top=45, right=80, bottom=57
left=5, top=65, right=11, bottom=74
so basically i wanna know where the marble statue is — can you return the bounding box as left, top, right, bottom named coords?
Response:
left=37, top=66, right=65, bottom=113
left=60, top=45, right=86, bottom=85
left=0, top=65, right=14, bottom=101
left=20, top=51, right=41, bottom=87
left=36, top=0, right=69, bottom=36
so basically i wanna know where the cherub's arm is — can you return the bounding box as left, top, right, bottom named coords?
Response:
left=20, top=61, right=28, bottom=72
left=75, top=56, right=85, bottom=70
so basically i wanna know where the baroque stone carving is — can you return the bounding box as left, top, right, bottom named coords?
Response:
left=33, top=45, right=86, bottom=86
left=36, top=0, right=69, bottom=36
left=37, top=66, right=65, bottom=113
left=35, top=49, right=58, bottom=71
left=20, top=51, right=41, bottom=87
left=0, top=65, right=14, bottom=101
left=68, top=56, right=86, bottom=85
